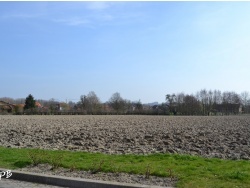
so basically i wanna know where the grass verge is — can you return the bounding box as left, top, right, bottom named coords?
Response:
left=0, top=146, right=249, bottom=188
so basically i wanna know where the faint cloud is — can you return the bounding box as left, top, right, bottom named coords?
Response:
left=85, top=2, right=111, bottom=11
left=92, top=13, right=114, bottom=23
left=1, top=2, right=145, bottom=28
left=54, top=17, right=91, bottom=26
left=53, top=13, right=114, bottom=27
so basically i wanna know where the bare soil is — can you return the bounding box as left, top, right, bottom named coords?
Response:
left=0, top=115, right=250, bottom=159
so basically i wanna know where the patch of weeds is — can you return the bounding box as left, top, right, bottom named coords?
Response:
left=174, top=154, right=196, bottom=161
left=69, top=162, right=77, bottom=172
left=49, top=154, right=64, bottom=171
left=145, top=164, right=151, bottom=179
left=225, top=171, right=249, bottom=181
left=109, top=161, right=121, bottom=175
left=167, top=168, right=177, bottom=181
left=90, top=160, right=105, bottom=174
left=27, top=149, right=46, bottom=166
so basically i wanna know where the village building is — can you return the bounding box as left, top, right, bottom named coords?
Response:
left=0, top=101, right=15, bottom=113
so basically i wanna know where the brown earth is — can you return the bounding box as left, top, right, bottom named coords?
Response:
left=0, top=115, right=249, bottom=160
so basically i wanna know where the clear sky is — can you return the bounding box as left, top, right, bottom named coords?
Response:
left=1, top=2, right=250, bottom=103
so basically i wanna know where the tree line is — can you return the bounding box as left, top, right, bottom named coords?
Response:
left=0, top=89, right=249, bottom=115
left=166, top=90, right=249, bottom=115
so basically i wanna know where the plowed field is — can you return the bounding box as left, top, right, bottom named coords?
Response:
left=1, top=115, right=249, bottom=159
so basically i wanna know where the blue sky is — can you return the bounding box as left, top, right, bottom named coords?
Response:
left=1, top=2, right=250, bottom=103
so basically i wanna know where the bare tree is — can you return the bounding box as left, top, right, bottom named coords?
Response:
left=134, top=100, right=143, bottom=113
left=182, top=94, right=201, bottom=115
left=80, top=91, right=101, bottom=114
left=212, top=90, right=222, bottom=105
left=166, top=94, right=177, bottom=115
left=109, top=92, right=126, bottom=114
left=210, top=89, right=222, bottom=115
left=175, top=92, right=185, bottom=115
left=197, top=89, right=209, bottom=115
left=241, top=91, right=250, bottom=113
left=222, top=91, right=241, bottom=115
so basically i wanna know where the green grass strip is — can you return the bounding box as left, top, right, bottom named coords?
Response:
left=0, top=146, right=249, bottom=188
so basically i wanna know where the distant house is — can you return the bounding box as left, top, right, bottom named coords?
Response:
left=17, top=104, right=25, bottom=108
left=11, top=102, right=43, bottom=113
left=0, top=101, right=15, bottom=113
left=14, top=102, right=43, bottom=110
left=35, top=102, right=43, bottom=108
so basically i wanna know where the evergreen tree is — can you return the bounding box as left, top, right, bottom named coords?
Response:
left=24, top=94, right=36, bottom=110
